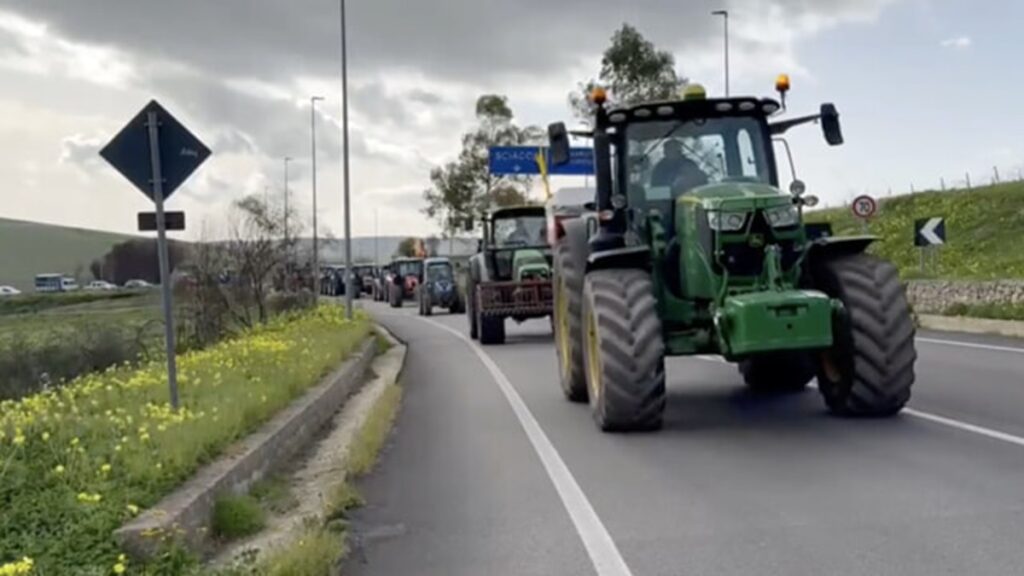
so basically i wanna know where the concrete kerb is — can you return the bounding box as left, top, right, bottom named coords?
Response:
left=209, top=323, right=408, bottom=568
left=918, top=314, right=1024, bottom=339
left=115, top=335, right=378, bottom=561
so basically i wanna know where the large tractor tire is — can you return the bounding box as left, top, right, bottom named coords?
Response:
left=466, top=279, right=478, bottom=340
left=478, top=307, right=506, bottom=345
left=739, top=352, right=815, bottom=393
left=388, top=283, right=402, bottom=308
left=553, top=220, right=590, bottom=402
left=582, top=269, right=665, bottom=432
left=812, top=253, right=916, bottom=416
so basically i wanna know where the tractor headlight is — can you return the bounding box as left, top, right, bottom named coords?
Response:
left=764, top=205, right=800, bottom=228
left=707, top=211, right=748, bottom=232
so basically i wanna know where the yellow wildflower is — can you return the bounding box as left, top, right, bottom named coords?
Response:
left=54, top=465, right=65, bottom=475
left=0, top=556, right=34, bottom=575
left=100, top=463, right=112, bottom=474
left=41, top=431, right=50, bottom=441
left=126, top=504, right=140, bottom=515
left=113, top=562, right=125, bottom=574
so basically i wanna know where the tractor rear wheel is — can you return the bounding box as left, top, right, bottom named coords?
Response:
left=812, top=253, right=916, bottom=416
left=582, top=269, right=665, bottom=432
left=478, top=310, right=505, bottom=345
left=388, top=283, right=402, bottom=308
left=553, top=220, right=589, bottom=402
left=739, top=352, right=815, bottom=393
left=467, top=280, right=478, bottom=339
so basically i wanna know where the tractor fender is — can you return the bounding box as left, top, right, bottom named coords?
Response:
left=469, top=253, right=491, bottom=284
left=585, top=246, right=651, bottom=273
left=806, top=235, right=876, bottom=262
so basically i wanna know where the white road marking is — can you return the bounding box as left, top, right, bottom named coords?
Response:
left=422, top=317, right=634, bottom=576
left=916, top=337, right=1024, bottom=354
left=690, top=355, right=1024, bottom=449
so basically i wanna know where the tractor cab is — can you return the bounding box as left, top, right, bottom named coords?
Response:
left=484, top=206, right=551, bottom=282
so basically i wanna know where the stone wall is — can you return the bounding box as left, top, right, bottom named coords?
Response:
left=905, top=280, right=1024, bottom=313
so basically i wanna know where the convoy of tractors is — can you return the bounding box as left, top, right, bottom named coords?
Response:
left=358, top=77, right=918, bottom=434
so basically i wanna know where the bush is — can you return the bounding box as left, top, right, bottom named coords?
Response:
left=942, top=302, right=1024, bottom=321
left=0, top=323, right=155, bottom=400
left=0, top=306, right=371, bottom=575
left=213, top=494, right=267, bottom=540
left=267, top=290, right=316, bottom=316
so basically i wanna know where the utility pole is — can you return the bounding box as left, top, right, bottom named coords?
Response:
left=966, top=171, right=972, bottom=189
left=310, top=96, right=324, bottom=301
left=993, top=165, right=1001, bottom=184
left=712, top=10, right=730, bottom=97
left=283, top=156, right=293, bottom=244
left=340, top=0, right=354, bottom=319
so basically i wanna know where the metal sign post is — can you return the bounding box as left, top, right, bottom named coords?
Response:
left=851, top=194, right=877, bottom=234
left=146, top=111, right=180, bottom=409
left=100, top=100, right=210, bottom=411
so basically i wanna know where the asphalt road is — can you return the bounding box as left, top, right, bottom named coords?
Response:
left=345, top=301, right=1024, bottom=576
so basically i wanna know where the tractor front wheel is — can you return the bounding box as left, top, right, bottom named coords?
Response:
left=466, top=280, right=478, bottom=339
left=739, top=352, right=815, bottom=393
left=582, top=269, right=665, bottom=432
left=478, top=310, right=505, bottom=345
left=553, top=220, right=590, bottom=403
left=813, top=253, right=916, bottom=416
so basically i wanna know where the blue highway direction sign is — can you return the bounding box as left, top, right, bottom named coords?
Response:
left=489, top=146, right=594, bottom=176
left=100, top=100, right=211, bottom=201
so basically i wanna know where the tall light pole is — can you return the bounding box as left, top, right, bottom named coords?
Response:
left=310, top=96, right=325, bottom=301
left=712, top=10, right=730, bottom=97
left=340, top=0, right=354, bottom=319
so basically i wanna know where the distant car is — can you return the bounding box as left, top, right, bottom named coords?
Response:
left=546, top=186, right=595, bottom=246
left=34, top=273, right=79, bottom=293
left=124, top=279, right=152, bottom=289
left=85, top=280, right=118, bottom=291
left=0, top=285, right=21, bottom=297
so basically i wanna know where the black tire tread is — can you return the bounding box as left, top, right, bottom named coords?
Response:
left=584, top=269, right=665, bottom=431
left=554, top=233, right=587, bottom=402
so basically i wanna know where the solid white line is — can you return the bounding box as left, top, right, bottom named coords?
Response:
left=421, top=317, right=633, bottom=576
left=916, top=337, right=1024, bottom=354
left=690, top=355, right=1024, bottom=449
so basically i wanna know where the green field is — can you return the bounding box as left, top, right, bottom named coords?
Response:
left=0, top=217, right=137, bottom=291
left=806, top=181, right=1024, bottom=280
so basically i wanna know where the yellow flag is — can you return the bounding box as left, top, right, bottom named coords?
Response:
left=536, top=149, right=551, bottom=200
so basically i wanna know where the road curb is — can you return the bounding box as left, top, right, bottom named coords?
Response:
left=918, top=314, right=1024, bottom=339
left=115, top=335, right=378, bottom=561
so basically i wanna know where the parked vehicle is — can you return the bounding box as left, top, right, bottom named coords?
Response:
left=0, top=285, right=21, bottom=297
left=123, top=279, right=152, bottom=289
left=417, top=257, right=464, bottom=316
left=34, top=274, right=78, bottom=293
left=373, top=264, right=392, bottom=301
left=85, top=280, right=118, bottom=291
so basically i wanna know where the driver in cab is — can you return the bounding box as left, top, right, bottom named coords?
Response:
left=650, top=140, right=708, bottom=192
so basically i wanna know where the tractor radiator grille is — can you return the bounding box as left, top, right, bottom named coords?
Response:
left=477, top=280, right=554, bottom=316
left=714, top=212, right=799, bottom=277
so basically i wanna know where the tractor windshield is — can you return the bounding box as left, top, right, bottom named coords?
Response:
left=427, top=263, right=453, bottom=281
left=624, top=116, right=772, bottom=205
left=492, top=215, right=546, bottom=248
left=395, top=261, right=422, bottom=277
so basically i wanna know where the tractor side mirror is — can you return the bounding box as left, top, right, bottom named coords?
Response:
left=820, top=103, right=844, bottom=146
left=548, top=122, right=571, bottom=166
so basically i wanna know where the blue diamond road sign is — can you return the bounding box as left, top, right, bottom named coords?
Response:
left=100, top=100, right=211, bottom=201
left=488, top=146, right=594, bottom=176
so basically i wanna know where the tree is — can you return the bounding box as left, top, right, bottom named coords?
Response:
left=226, top=195, right=293, bottom=326
left=395, top=237, right=419, bottom=258
left=423, top=94, right=543, bottom=236
left=569, top=23, right=687, bottom=122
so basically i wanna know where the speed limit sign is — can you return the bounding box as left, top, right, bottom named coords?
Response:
left=851, top=195, right=877, bottom=219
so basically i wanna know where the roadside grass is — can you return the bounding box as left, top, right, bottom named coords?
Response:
left=942, top=302, right=1024, bottom=322
left=250, top=476, right=298, bottom=515
left=0, top=305, right=371, bottom=575
left=0, top=290, right=153, bottom=316
left=213, top=494, right=267, bottom=540
left=806, top=181, right=1024, bottom=280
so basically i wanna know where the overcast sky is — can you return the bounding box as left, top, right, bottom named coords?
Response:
left=0, top=0, right=1019, bottom=239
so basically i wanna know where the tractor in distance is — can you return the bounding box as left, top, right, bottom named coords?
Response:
left=387, top=257, right=424, bottom=308
left=547, top=78, right=916, bottom=432
left=417, top=257, right=465, bottom=316
left=466, top=206, right=554, bottom=344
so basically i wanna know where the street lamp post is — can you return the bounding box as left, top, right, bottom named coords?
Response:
left=712, top=10, right=730, bottom=97
left=310, top=96, right=325, bottom=301
left=340, top=0, right=354, bottom=319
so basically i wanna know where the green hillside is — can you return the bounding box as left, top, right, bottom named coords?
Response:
left=806, top=181, right=1024, bottom=280
left=0, top=218, right=136, bottom=291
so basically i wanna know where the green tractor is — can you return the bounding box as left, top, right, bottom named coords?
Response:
left=467, top=206, right=554, bottom=344
left=549, top=83, right=916, bottom=432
